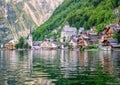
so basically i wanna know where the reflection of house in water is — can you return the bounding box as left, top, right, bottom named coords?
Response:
left=79, top=51, right=97, bottom=69
left=25, top=50, right=33, bottom=75
left=60, top=50, right=78, bottom=67
left=60, top=50, right=79, bottom=78
left=69, top=50, right=79, bottom=67
left=60, top=50, right=99, bottom=78
left=99, top=51, right=113, bottom=74
left=79, top=51, right=88, bottom=66
left=111, top=51, right=120, bottom=78
left=60, top=50, right=68, bottom=65
left=0, top=50, right=4, bottom=68
left=24, top=78, right=53, bottom=85
left=40, top=49, right=57, bottom=60
left=5, top=50, right=18, bottom=70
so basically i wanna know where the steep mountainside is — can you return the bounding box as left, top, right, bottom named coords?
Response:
left=0, top=0, right=10, bottom=43
left=33, top=0, right=120, bottom=41
left=0, top=0, right=64, bottom=41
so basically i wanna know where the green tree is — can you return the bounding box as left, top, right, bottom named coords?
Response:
left=113, top=33, right=120, bottom=43
left=15, top=37, right=31, bottom=49
left=33, top=0, right=120, bottom=40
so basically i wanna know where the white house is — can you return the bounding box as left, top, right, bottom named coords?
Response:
left=40, top=40, right=58, bottom=49
left=60, top=24, right=77, bottom=42
left=79, top=27, right=84, bottom=34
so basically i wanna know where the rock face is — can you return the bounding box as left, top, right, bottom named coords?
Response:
left=0, top=0, right=10, bottom=42
left=0, top=0, right=64, bottom=40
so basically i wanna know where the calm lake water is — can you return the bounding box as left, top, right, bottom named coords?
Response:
left=0, top=49, right=120, bottom=85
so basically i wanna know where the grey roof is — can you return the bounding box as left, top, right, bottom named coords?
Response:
left=107, top=38, right=118, bottom=43
left=72, top=38, right=78, bottom=43
left=62, top=25, right=77, bottom=32
left=33, top=41, right=41, bottom=46
left=52, top=41, right=58, bottom=45
left=69, top=36, right=78, bottom=43
left=107, top=24, right=120, bottom=33
left=112, top=44, right=120, bottom=48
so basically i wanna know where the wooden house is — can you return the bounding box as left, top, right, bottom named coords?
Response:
left=99, top=38, right=118, bottom=51
left=78, top=38, right=85, bottom=48
left=81, top=34, right=98, bottom=46
left=101, top=38, right=118, bottom=46
left=102, top=24, right=120, bottom=38
left=5, top=40, right=18, bottom=50
left=100, top=22, right=120, bottom=44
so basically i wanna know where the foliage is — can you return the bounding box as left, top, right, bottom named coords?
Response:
left=33, top=0, right=120, bottom=40
left=15, top=37, right=31, bottom=49
left=113, top=33, right=120, bottom=43
left=84, top=45, right=98, bottom=49
left=33, top=59, right=118, bottom=85
left=80, top=45, right=98, bottom=51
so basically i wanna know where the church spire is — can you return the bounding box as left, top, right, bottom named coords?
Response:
left=30, top=27, right=32, bottom=34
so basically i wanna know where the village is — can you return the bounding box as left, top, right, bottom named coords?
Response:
left=4, top=21, right=120, bottom=51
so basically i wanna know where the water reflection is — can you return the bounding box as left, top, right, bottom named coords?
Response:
left=0, top=49, right=119, bottom=85
left=99, top=51, right=113, bottom=74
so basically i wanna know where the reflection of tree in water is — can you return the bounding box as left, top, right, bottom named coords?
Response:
left=33, top=50, right=119, bottom=85
left=112, top=51, right=120, bottom=79
left=17, top=50, right=28, bottom=61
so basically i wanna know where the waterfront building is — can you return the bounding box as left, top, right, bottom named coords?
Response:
left=40, top=40, right=58, bottom=49
left=5, top=39, right=18, bottom=49
left=60, top=23, right=77, bottom=42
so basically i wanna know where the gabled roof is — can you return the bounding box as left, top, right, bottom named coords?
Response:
left=111, top=44, right=120, bottom=48
left=51, top=41, right=58, bottom=45
left=33, top=41, right=41, bottom=46
left=107, top=38, right=118, bottom=43
left=69, top=36, right=78, bottom=43
left=107, top=24, right=120, bottom=33
left=102, top=38, right=118, bottom=44
left=8, top=39, right=18, bottom=44
left=62, top=25, right=77, bottom=32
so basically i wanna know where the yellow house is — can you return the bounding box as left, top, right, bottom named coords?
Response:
left=5, top=40, right=18, bottom=50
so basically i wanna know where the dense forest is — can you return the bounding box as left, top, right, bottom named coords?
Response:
left=33, top=0, right=120, bottom=41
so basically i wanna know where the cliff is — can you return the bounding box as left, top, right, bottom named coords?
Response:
left=0, top=0, right=64, bottom=41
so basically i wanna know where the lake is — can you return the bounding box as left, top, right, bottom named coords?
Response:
left=0, top=49, right=120, bottom=85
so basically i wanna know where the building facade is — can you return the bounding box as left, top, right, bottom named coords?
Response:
left=60, top=24, right=77, bottom=42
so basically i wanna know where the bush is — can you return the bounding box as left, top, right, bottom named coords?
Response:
left=84, top=45, right=98, bottom=49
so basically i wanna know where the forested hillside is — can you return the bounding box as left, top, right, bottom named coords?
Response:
left=33, top=0, right=120, bottom=41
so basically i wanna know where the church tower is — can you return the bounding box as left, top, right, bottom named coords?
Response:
left=28, top=28, right=33, bottom=48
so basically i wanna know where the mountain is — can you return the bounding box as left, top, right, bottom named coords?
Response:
left=0, top=0, right=64, bottom=42
left=0, top=0, right=10, bottom=43
left=33, top=0, right=120, bottom=41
